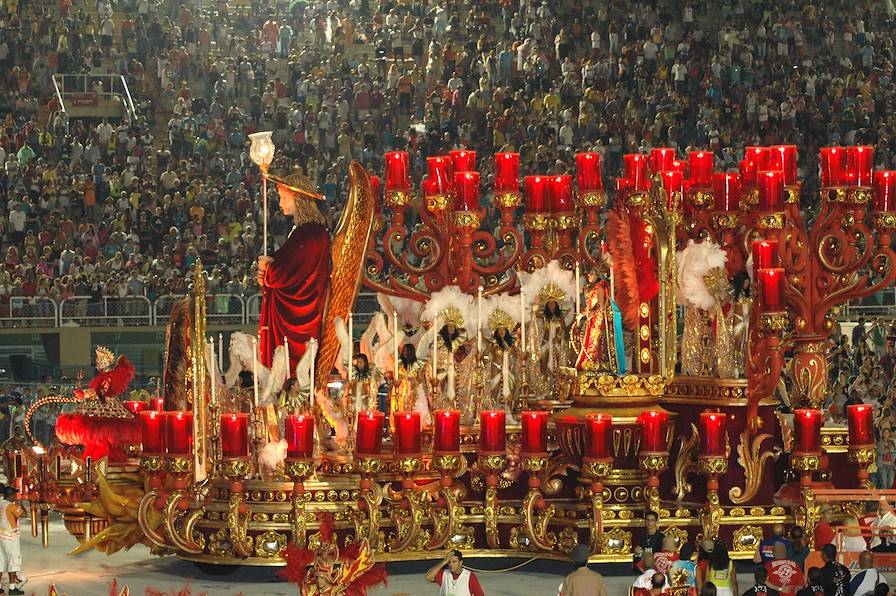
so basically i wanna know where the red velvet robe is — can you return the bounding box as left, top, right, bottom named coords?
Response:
left=259, top=222, right=331, bottom=375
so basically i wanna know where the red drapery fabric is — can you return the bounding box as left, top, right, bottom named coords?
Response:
left=259, top=222, right=331, bottom=376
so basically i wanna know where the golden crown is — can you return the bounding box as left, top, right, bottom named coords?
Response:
left=95, top=346, right=115, bottom=371
left=537, top=282, right=567, bottom=305
left=487, top=309, right=515, bottom=334
left=439, top=305, right=464, bottom=328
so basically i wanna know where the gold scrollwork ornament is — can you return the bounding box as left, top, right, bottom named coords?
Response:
left=452, top=211, right=481, bottom=229
left=698, top=457, right=729, bottom=475
left=757, top=213, right=785, bottom=229
left=848, top=447, right=877, bottom=465
left=494, top=192, right=522, bottom=209
left=876, top=213, right=896, bottom=229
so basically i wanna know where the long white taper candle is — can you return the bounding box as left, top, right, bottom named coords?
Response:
left=284, top=336, right=290, bottom=383
left=393, top=311, right=399, bottom=377
left=209, top=338, right=217, bottom=406
left=432, top=315, right=438, bottom=378
left=251, top=336, right=259, bottom=408
left=477, top=286, right=483, bottom=352
left=218, top=333, right=223, bottom=371
left=575, top=262, right=581, bottom=316
left=520, top=290, right=526, bottom=350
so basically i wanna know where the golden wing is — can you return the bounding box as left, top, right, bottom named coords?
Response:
left=315, top=161, right=375, bottom=391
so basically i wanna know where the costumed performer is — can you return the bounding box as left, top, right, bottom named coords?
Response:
left=520, top=260, right=575, bottom=401
left=334, top=316, right=385, bottom=449
left=257, top=169, right=331, bottom=377
left=482, top=295, right=522, bottom=422
left=55, top=346, right=139, bottom=462
left=389, top=342, right=432, bottom=431
left=572, top=266, right=626, bottom=373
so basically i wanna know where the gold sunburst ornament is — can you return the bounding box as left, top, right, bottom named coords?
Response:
left=537, top=282, right=567, bottom=306
left=487, top=309, right=514, bottom=334
left=440, top=305, right=465, bottom=328
left=95, top=346, right=115, bottom=371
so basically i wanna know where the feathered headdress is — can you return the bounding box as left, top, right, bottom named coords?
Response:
left=606, top=209, right=660, bottom=330
left=484, top=294, right=520, bottom=334
left=95, top=346, right=115, bottom=371
left=421, top=286, right=475, bottom=330
left=518, top=260, right=576, bottom=312
left=89, top=355, right=136, bottom=399
left=676, top=240, right=729, bottom=310
left=377, top=293, right=425, bottom=334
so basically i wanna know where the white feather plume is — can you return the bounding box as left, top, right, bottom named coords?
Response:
left=421, top=285, right=476, bottom=330
left=676, top=239, right=728, bottom=310
left=259, top=343, right=288, bottom=405
left=315, top=388, right=348, bottom=445
left=335, top=316, right=350, bottom=376
left=518, top=260, right=576, bottom=310
left=483, top=293, right=521, bottom=332
left=259, top=440, right=287, bottom=470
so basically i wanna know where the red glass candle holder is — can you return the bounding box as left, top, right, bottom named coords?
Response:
left=494, top=152, right=520, bottom=193
left=584, top=414, right=612, bottom=460
left=639, top=410, right=669, bottom=453
left=422, top=176, right=440, bottom=197
left=427, top=156, right=454, bottom=195
left=140, top=411, right=165, bottom=454
left=151, top=397, right=165, bottom=412
left=370, top=175, right=381, bottom=213
left=220, top=413, right=249, bottom=458
left=285, top=413, right=315, bottom=459
left=793, top=409, right=822, bottom=454
left=874, top=171, right=896, bottom=212
left=524, top=175, right=549, bottom=213
left=166, top=411, right=193, bottom=456
left=847, top=404, right=874, bottom=446
left=575, top=152, right=603, bottom=192
left=650, top=147, right=677, bottom=173
left=820, top=147, right=847, bottom=186
left=479, top=410, right=506, bottom=453
left=689, top=151, right=714, bottom=186
left=616, top=177, right=634, bottom=192
left=758, top=267, right=785, bottom=312
left=770, top=145, right=798, bottom=185
left=740, top=159, right=758, bottom=187
left=384, top=151, right=410, bottom=191
left=848, top=146, right=875, bottom=187
left=623, top=154, right=650, bottom=190
left=393, top=411, right=422, bottom=455
left=355, top=411, right=384, bottom=456
left=550, top=175, right=574, bottom=212
left=662, top=170, right=684, bottom=210
left=713, top=172, right=741, bottom=212
left=699, top=412, right=727, bottom=456
left=751, top=239, right=779, bottom=283
left=433, top=409, right=461, bottom=453
left=453, top=171, right=480, bottom=211
left=745, top=146, right=772, bottom=170
left=449, top=149, right=476, bottom=173
left=520, top=411, right=549, bottom=455
left=124, top=401, right=148, bottom=415
left=758, top=170, right=784, bottom=211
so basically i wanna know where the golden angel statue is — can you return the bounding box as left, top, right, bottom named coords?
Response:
left=481, top=296, right=523, bottom=421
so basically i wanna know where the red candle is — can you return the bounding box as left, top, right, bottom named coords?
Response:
left=427, top=155, right=454, bottom=195
left=770, top=145, right=798, bottom=185
left=847, top=404, right=874, bottom=446
left=848, top=146, right=875, bottom=186
left=355, top=410, right=384, bottom=456
left=793, top=409, right=822, bottom=454
left=124, top=401, right=148, bottom=415
left=661, top=170, right=684, bottom=210
left=370, top=175, right=381, bottom=213
left=479, top=410, right=506, bottom=453
left=494, top=152, right=520, bottom=192
left=758, top=170, right=784, bottom=211
left=433, top=409, right=461, bottom=453
left=449, top=149, right=476, bottom=172
left=166, top=411, right=193, bottom=455
left=623, top=154, right=650, bottom=191
left=820, top=147, right=847, bottom=186
left=751, top=239, right=779, bottom=282
left=639, top=410, right=669, bottom=453
left=520, top=411, right=549, bottom=455
left=576, top=152, right=603, bottom=192
left=525, top=175, right=549, bottom=213
left=453, top=171, right=480, bottom=211
left=285, top=414, right=315, bottom=458
left=713, top=172, right=741, bottom=212
left=151, top=397, right=165, bottom=412
left=140, top=411, right=165, bottom=454
left=584, top=414, right=612, bottom=460
left=699, top=412, right=727, bottom=456
left=650, top=147, right=677, bottom=173
left=616, top=177, right=634, bottom=192
left=384, top=151, right=410, bottom=191
left=745, top=146, right=772, bottom=170
left=689, top=151, right=714, bottom=186
left=220, top=412, right=249, bottom=458
left=758, top=268, right=785, bottom=312
left=740, top=159, right=758, bottom=187
left=550, top=175, right=574, bottom=212
left=874, top=171, right=896, bottom=212
left=422, top=176, right=441, bottom=197
left=393, top=411, right=421, bottom=455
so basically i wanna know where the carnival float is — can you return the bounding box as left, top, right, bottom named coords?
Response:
left=5, top=138, right=894, bottom=592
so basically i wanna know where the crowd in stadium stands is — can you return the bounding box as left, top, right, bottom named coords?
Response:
left=0, top=0, right=895, bottom=314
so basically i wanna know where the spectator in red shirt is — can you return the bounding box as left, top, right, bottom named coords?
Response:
left=814, top=506, right=836, bottom=548
left=425, top=550, right=485, bottom=596
left=765, top=542, right=806, bottom=595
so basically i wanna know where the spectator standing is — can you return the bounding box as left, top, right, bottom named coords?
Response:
left=848, top=551, right=888, bottom=596
left=559, top=544, right=607, bottom=596
left=0, top=486, right=25, bottom=595
left=425, top=550, right=484, bottom=596
left=820, top=544, right=851, bottom=596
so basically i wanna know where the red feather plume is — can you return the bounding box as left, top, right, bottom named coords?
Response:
left=605, top=209, right=640, bottom=330
left=630, top=213, right=659, bottom=305
left=55, top=414, right=140, bottom=462
left=90, top=355, right=136, bottom=398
